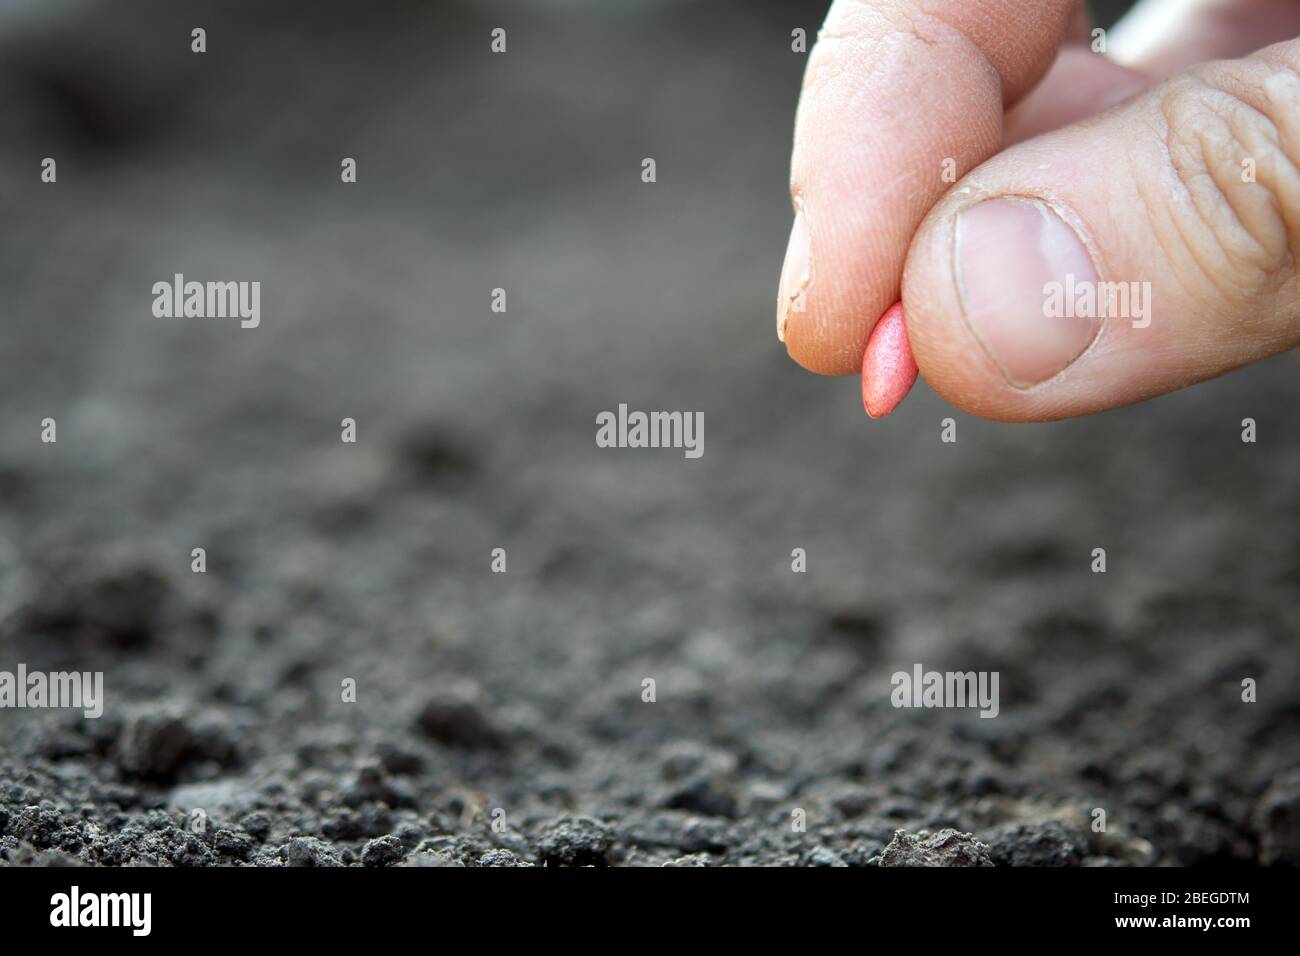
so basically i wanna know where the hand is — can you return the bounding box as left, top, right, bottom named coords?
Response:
left=777, top=0, right=1300, bottom=421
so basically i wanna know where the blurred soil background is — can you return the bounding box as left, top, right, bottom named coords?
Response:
left=1, top=0, right=1298, bottom=866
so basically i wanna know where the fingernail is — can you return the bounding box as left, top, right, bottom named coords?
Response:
left=954, top=197, right=1101, bottom=387
left=776, top=210, right=811, bottom=344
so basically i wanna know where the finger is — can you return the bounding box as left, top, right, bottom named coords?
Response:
left=1065, top=0, right=1094, bottom=44
left=1110, top=0, right=1300, bottom=77
left=1001, top=0, right=1300, bottom=147
left=1003, top=47, right=1151, bottom=145
left=999, top=0, right=1300, bottom=155
left=778, top=0, right=1078, bottom=375
left=902, top=37, right=1300, bottom=421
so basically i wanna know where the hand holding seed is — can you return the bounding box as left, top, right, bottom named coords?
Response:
left=778, top=0, right=1300, bottom=421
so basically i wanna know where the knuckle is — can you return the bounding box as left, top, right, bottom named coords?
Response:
left=1155, top=61, right=1300, bottom=301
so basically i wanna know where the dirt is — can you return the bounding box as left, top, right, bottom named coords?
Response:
left=1, top=0, right=1298, bottom=868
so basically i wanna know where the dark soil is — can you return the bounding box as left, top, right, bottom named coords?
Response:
left=1, top=0, right=1298, bottom=867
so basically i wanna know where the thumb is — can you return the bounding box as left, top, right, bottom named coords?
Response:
left=902, top=38, right=1300, bottom=421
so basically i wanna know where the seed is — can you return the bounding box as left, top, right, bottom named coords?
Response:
left=862, top=301, right=919, bottom=419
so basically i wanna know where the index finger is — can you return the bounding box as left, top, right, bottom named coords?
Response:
left=778, top=0, right=1079, bottom=375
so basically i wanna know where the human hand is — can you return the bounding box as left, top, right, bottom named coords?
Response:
left=777, top=0, right=1300, bottom=420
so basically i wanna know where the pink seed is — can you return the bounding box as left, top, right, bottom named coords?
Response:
left=861, top=301, right=919, bottom=419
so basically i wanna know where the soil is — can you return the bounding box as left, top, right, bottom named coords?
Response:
left=1, top=0, right=1298, bottom=868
